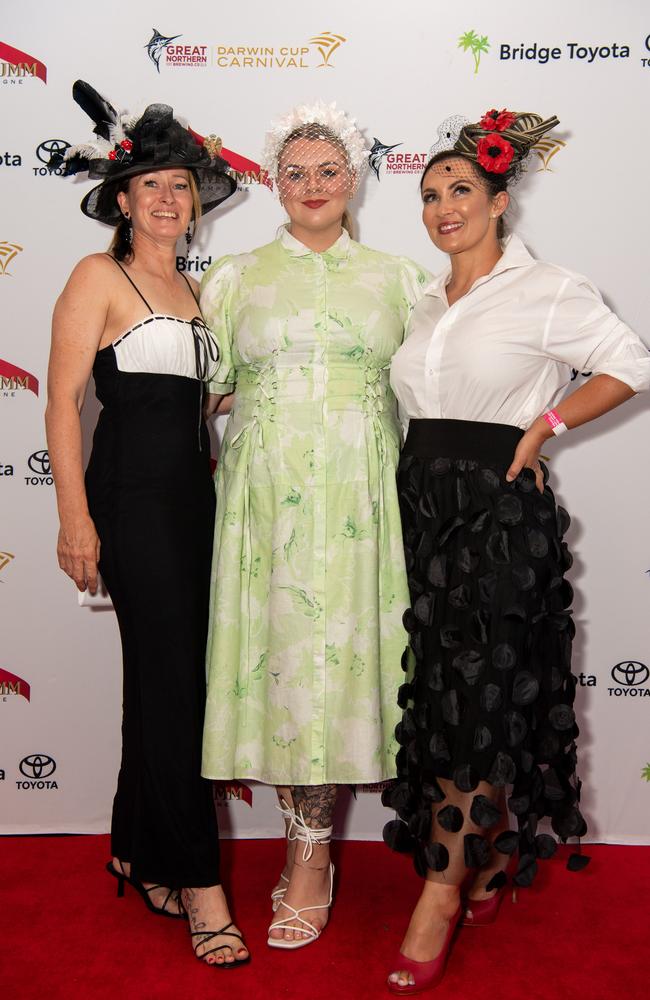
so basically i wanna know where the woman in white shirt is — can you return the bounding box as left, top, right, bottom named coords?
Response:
left=384, top=109, right=650, bottom=994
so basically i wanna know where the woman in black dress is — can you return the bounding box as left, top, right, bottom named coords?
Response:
left=46, top=82, right=248, bottom=967
left=383, top=108, right=649, bottom=993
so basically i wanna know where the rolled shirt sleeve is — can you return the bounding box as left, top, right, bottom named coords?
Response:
left=544, top=274, right=650, bottom=393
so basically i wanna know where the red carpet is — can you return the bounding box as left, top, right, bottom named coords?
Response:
left=1, top=836, right=647, bottom=1000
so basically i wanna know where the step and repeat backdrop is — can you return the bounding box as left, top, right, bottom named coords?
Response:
left=1, top=1, right=649, bottom=843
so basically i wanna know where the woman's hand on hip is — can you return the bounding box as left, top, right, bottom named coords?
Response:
left=505, top=427, right=547, bottom=494
left=57, top=517, right=101, bottom=593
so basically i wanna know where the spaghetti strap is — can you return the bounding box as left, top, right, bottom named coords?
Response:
left=181, top=271, right=200, bottom=306
left=105, top=253, right=154, bottom=314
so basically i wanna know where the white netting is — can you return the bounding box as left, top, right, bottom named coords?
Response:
left=261, top=102, right=370, bottom=195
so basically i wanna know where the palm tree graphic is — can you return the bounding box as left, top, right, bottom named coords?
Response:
left=642, top=762, right=650, bottom=782
left=458, top=30, right=490, bottom=74
left=309, top=31, right=347, bottom=68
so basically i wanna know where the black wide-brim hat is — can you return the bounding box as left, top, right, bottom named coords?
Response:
left=52, top=84, right=236, bottom=226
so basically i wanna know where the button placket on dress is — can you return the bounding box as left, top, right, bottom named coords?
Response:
left=310, top=251, right=328, bottom=783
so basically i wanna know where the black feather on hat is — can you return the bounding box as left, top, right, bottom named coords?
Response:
left=50, top=80, right=236, bottom=225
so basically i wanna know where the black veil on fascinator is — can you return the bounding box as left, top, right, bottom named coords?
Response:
left=428, top=108, right=560, bottom=182
left=50, top=80, right=236, bottom=224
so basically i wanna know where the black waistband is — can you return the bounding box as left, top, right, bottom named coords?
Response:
left=403, top=419, right=524, bottom=465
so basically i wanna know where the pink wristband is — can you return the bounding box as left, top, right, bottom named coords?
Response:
left=542, top=409, right=568, bottom=436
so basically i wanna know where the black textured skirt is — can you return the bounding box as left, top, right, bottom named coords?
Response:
left=383, top=420, right=587, bottom=887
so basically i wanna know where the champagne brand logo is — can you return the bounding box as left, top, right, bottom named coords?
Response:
left=0, top=668, right=30, bottom=702
left=213, top=781, right=253, bottom=806
left=0, top=359, right=39, bottom=396
left=0, top=41, right=47, bottom=85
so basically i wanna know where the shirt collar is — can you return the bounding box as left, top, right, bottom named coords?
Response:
left=424, top=234, right=535, bottom=301
left=279, top=225, right=351, bottom=261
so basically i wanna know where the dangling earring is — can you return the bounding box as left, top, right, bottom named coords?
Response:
left=123, top=211, right=132, bottom=245
left=185, top=224, right=193, bottom=249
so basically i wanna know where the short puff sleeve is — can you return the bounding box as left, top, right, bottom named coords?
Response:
left=200, top=255, right=239, bottom=395
left=543, top=273, right=650, bottom=393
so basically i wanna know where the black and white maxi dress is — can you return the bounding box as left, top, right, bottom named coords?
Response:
left=383, top=235, right=650, bottom=887
left=85, top=259, right=221, bottom=887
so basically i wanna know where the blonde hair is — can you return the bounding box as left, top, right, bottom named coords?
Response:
left=278, top=125, right=356, bottom=238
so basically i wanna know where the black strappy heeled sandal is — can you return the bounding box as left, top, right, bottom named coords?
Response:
left=106, top=860, right=186, bottom=919
left=191, top=922, right=251, bottom=969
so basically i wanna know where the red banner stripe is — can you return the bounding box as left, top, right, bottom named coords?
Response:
left=0, top=41, right=47, bottom=83
left=0, top=358, right=39, bottom=395
left=0, top=668, right=31, bottom=701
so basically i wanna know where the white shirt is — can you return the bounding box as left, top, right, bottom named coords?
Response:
left=390, top=234, right=650, bottom=429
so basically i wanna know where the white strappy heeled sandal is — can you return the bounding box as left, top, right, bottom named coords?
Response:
left=270, top=799, right=297, bottom=913
left=267, top=805, right=334, bottom=950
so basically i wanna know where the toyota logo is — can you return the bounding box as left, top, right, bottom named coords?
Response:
left=28, top=450, right=50, bottom=475
left=610, top=661, right=650, bottom=687
left=646, top=33, right=650, bottom=53
left=19, top=754, right=56, bottom=779
left=36, top=139, right=70, bottom=164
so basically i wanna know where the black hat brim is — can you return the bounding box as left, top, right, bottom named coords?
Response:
left=80, top=161, right=236, bottom=225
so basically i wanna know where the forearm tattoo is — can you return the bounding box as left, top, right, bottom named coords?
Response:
left=292, top=784, right=337, bottom=829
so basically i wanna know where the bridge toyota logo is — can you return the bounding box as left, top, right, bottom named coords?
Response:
left=28, top=449, right=50, bottom=475
left=34, top=139, right=70, bottom=177
left=17, top=753, right=59, bottom=790
left=609, top=661, right=650, bottom=698
left=25, top=449, right=53, bottom=486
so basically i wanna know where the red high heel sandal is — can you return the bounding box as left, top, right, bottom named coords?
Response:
left=386, top=906, right=461, bottom=996
left=462, top=884, right=516, bottom=926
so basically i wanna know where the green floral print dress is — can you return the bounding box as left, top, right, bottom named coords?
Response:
left=200, top=227, right=430, bottom=785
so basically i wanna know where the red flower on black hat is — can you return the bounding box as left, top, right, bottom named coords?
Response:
left=479, top=108, right=517, bottom=132
left=476, top=134, right=515, bottom=173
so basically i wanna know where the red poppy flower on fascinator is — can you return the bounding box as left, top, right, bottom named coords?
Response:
left=479, top=108, right=517, bottom=132
left=476, top=134, right=515, bottom=173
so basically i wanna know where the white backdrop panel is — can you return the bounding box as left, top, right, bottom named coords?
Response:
left=1, top=0, right=649, bottom=842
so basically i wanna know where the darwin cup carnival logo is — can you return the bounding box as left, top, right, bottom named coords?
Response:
left=608, top=660, right=650, bottom=698
left=0, top=41, right=47, bottom=85
left=309, top=32, right=347, bottom=67
left=0, top=359, right=38, bottom=396
left=0, top=667, right=30, bottom=702
left=0, top=242, right=23, bottom=276
left=0, top=551, right=14, bottom=574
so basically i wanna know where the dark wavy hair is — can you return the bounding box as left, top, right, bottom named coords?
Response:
left=420, top=151, right=511, bottom=240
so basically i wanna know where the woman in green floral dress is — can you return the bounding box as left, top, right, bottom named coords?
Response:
left=200, top=103, right=429, bottom=950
